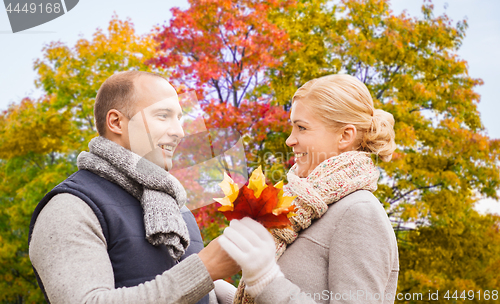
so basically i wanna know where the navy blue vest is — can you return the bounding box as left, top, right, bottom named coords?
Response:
left=28, top=170, right=209, bottom=303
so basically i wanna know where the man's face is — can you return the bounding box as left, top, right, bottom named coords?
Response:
left=125, top=75, right=184, bottom=171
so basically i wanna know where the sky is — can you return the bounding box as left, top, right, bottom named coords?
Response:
left=0, top=0, right=499, bottom=214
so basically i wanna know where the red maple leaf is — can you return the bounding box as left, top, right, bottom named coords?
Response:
left=220, top=184, right=293, bottom=229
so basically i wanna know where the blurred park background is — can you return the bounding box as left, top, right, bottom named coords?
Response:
left=1, top=0, right=499, bottom=303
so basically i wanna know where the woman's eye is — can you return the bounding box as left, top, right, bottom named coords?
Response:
left=298, top=126, right=306, bottom=131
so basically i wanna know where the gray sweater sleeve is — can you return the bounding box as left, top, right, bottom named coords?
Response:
left=255, top=200, right=397, bottom=304
left=29, top=193, right=214, bottom=304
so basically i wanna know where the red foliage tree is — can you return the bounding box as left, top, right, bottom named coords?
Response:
left=150, top=0, right=294, bottom=107
left=150, top=0, right=295, bottom=182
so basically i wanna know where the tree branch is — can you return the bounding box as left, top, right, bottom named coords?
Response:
left=409, top=106, right=432, bottom=113
left=211, top=79, right=225, bottom=104
left=389, top=183, right=444, bottom=205
left=237, top=73, right=255, bottom=106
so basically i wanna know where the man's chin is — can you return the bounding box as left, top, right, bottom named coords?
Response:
left=142, top=148, right=172, bottom=171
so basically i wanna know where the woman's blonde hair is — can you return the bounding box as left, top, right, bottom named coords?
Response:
left=292, top=74, right=396, bottom=162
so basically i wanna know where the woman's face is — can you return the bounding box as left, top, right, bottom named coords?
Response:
left=286, top=100, right=342, bottom=178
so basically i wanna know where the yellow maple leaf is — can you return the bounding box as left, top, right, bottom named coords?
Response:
left=248, top=165, right=267, bottom=198
left=272, top=180, right=297, bottom=217
left=214, top=172, right=239, bottom=212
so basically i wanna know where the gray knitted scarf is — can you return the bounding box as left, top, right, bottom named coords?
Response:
left=77, top=136, right=190, bottom=260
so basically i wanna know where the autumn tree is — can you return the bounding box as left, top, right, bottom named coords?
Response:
left=151, top=0, right=294, bottom=106
left=0, top=97, right=75, bottom=303
left=271, top=0, right=500, bottom=220
left=397, top=212, right=500, bottom=303
left=0, top=17, right=163, bottom=302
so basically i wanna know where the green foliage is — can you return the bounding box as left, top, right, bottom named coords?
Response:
left=397, top=212, right=500, bottom=303
left=0, top=97, right=78, bottom=302
left=269, top=0, right=341, bottom=105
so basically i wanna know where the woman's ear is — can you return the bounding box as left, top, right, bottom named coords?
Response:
left=338, top=124, right=357, bottom=151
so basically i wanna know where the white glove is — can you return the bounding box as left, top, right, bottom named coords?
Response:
left=214, top=279, right=236, bottom=304
left=218, top=217, right=283, bottom=297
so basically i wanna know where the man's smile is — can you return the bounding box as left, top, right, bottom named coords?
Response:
left=159, top=144, right=175, bottom=152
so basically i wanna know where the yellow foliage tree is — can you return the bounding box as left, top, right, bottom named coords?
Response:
left=0, top=16, right=165, bottom=302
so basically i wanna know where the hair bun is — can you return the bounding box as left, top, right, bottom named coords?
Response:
left=361, top=109, right=396, bottom=162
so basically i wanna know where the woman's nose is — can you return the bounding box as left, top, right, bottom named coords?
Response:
left=285, top=134, right=297, bottom=147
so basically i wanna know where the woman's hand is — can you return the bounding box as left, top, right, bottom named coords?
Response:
left=218, top=217, right=283, bottom=297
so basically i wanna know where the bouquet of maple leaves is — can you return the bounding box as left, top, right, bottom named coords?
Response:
left=214, top=166, right=297, bottom=229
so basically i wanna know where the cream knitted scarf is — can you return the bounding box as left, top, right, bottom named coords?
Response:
left=77, top=136, right=190, bottom=260
left=234, top=151, right=380, bottom=303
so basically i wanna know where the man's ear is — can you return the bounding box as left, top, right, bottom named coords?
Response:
left=106, top=109, right=127, bottom=136
left=338, top=124, right=357, bottom=151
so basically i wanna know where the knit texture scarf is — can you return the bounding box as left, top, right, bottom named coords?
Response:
left=77, top=136, right=190, bottom=260
left=234, top=151, right=380, bottom=303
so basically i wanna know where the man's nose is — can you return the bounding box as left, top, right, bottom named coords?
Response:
left=168, top=118, right=185, bottom=139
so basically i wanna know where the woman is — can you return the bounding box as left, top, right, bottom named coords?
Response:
left=218, top=74, right=399, bottom=304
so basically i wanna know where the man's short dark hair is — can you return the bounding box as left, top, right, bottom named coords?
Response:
left=94, top=71, right=168, bottom=136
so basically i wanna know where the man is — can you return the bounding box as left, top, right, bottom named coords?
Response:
left=28, top=71, right=240, bottom=303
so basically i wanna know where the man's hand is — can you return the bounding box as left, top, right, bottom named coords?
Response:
left=198, top=237, right=241, bottom=281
